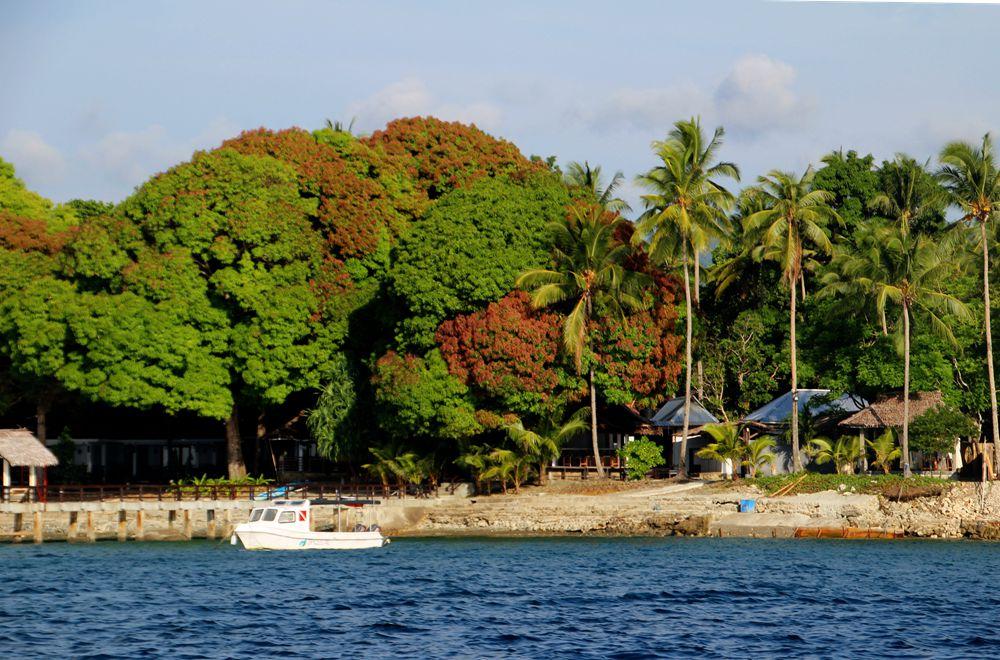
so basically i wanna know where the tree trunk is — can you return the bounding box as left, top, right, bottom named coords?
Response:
left=538, top=460, right=547, bottom=485
left=790, top=279, right=801, bottom=472
left=902, top=302, right=912, bottom=478
left=589, top=367, right=605, bottom=478
left=694, top=248, right=704, bottom=401
left=254, top=412, right=267, bottom=476
left=35, top=396, right=50, bottom=446
left=225, top=404, right=247, bottom=480
left=982, top=221, right=1000, bottom=480
left=679, top=243, right=693, bottom=480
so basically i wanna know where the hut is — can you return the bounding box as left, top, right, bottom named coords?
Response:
left=742, top=390, right=867, bottom=474
left=650, top=397, right=721, bottom=476
left=0, top=429, right=59, bottom=502
left=838, top=391, right=961, bottom=474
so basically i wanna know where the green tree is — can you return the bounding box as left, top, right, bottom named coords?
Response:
left=696, top=422, right=746, bottom=479
left=617, top=437, right=666, bottom=480
left=634, top=118, right=739, bottom=478
left=744, top=168, right=840, bottom=471
left=909, top=404, right=978, bottom=457
left=938, top=134, right=1000, bottom=472
left=504, top=407, right=589, bottom=482
left=306, top=355, right=362, bottom=463
left=517, top=207, right=647, bottom=478
left=867, top=429, right=902, bottom=475
left=871, top=155, right=946, bottom=237
left=563, top=161, right=631, bottom=213
left=744, top=437, right=776, bottom=478
left=808, top=437, right=863, bottom=474
left=820, top=226, right=970, bottom=476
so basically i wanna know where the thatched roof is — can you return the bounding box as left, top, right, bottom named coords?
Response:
left=838, top=391, right=944, bottom=429
left=0, top=429, right=59, bottom=467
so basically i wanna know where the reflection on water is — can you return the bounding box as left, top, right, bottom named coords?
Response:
left=4, top=537, right=1000, bottom=658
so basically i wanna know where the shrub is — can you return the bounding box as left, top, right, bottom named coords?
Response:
left=618, top=436, right=665, bottom=480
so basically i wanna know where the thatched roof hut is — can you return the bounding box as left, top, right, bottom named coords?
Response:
left=838, top=391, right=944, bottom=429
left=0, top=429, right=59, bottom=467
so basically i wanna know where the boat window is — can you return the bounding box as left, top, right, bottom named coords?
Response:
left=262, top=509, right=278, bottom=522
left=277, top=511, right=296, bottom=523
left=249, top=509, right=263, bottom=522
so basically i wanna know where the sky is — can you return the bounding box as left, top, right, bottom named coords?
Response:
left=2, top=0, right=999, bottom=209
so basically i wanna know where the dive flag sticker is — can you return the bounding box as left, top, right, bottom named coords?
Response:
left=298, top=511, right=308, bottom=522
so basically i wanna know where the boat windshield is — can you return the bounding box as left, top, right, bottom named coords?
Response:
left=249, top=509, right=263, bottom=522
left=278, top=511, right=296, bottom=523
left=262, top=509, right=278, bottom=522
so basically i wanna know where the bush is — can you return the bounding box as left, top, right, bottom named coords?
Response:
left=618, top=436, right=665, bottom=480
left=909, top=404, right=977, bottom=456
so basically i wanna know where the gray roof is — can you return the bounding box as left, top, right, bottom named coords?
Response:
left=650, top=397, right=719, bottom=428
left=743, top=390, right=867, bottom=425
left=0, top=429, right=59, bottom=467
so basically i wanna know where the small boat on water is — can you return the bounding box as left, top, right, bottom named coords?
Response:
left=232, top=499, right=389, bottom=550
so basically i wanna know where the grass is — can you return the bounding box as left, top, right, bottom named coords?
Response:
left=730, top=472, right=954, bottom=497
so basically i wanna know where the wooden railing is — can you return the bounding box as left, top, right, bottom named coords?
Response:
left=0, top=482, right=398, bottom=504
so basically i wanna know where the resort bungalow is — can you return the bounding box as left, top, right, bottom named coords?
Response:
left=742, top=390, right=867, bottom=474
left=0, top=429, right=58, bottom=502
left=650, top=397, right=720, bottom=476
left=838, top=391, right=963, bottom=475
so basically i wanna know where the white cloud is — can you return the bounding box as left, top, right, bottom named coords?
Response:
left=0, top=129, right=66, bottom=183
left=714, top=54, right=812, bottom=134
left=348, top=78, right=503, bottom=130
left=577, top=54, right=811, bottom=138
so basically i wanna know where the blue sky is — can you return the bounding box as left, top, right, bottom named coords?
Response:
left=2, top=0, right=999, bottom=208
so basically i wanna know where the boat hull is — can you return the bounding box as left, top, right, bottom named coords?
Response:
left=235, top=528, right=389, bottom=550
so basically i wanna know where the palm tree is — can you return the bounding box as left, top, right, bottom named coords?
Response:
left=481, top=448, right=534, bottom=494
left=808, top=437, right=863, bottom=475
left=821, top=225, right=970, bottom=476
left=743, top=168, right=841, bottom=471
left=517, top=208, right=647, bottom=478
left=456, top=444, right=491, bottom=494
left=564, top=161, right=631, bottom=214
left=363, top=443, right=421, bottom=496
left=505, top=407, right=589, bottom=483
left=744, top=437, right=777, bottom=478
left=868, top=429, right=902, bottom=475
left=696, top=422, right=746, bottom=479
left=938, top=134, right=1000, bottom=471
left=634, top=117, right=740, bottom=478
left=870, top=155, right=945, bottom=236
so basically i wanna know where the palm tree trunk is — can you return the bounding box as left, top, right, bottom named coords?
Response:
left=982, top=221, right=1000, bottom=480
left=225, top=404, right=247, bottom=480
left=790, top=279, right=801, bottom=472
left=679, top=243, right=693, bottom=480
left=902, top=302, right=912, bottom=479
left=694, top=249, right=704, bottom=401
left=589, top=367, right=605, bottom=478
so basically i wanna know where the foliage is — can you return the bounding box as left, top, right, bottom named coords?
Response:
left=436, top=291, right=578, bottom=418
left=307, top=355, right=362, bottom=461
left=617, top=436, right=666, bottom=480
left=392, top=173, right=570, bottom=348
left=363, top=443, right=428, bottom=491
left=909, top=405, right=978, bottom=456
left=696, top=423, right=745, bottom=479
left=744, top=437, right=776, bottom=478
left=563, top=161, right=631, bottom=213
left=867, top=429, right=902, bottom=475
left=807, top=436, right=863, bottom=474
left=362, top=116, right=535, bottom=200
left=172, top=474, right=274, bottom=488
left=371, top=350, right=481, bottom=440
left=744, top=472, right=952, bottom=496
left=813, top=149, right=878, bottom=237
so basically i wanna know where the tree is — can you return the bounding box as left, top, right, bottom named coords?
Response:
left=391, top=173, right=570, bottom=348
left=870, top=155, right=946, bottom=236
left=482, top=448, right=534, bottom=494
left=812, top=150, right=878, bottom=238
left=744, top=167, right=841, bottom=471
left=635, top=118, right=740, bottom=478
left=517, top=207, right=648, bottom=477
left=867, top=429, right=902, bottom=475
left=563, top=161, right=631, bottom=213
left=938, top=134, right=1000, bottom=472
left=744, top=437, right=776, bottom=478
left=909, top=404, right=978, bottom=457
left=504, top=407, right=589, bottom=482
left=696, top=422, right=745, bottom=479
left=820, top=225, right=970, bottom=476
left=618, top=437, right=666, bottom=480
left=808, top=437, right=863, bottom=474
left=306, top=355, right=362, bottom=463
left=363, top=443, right=423, bottom=495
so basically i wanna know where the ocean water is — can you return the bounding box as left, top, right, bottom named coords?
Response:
left=3, top=537, right=1000, bottom=659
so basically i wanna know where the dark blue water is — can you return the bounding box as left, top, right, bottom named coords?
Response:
left=3, top=537, right=1000, bottom=658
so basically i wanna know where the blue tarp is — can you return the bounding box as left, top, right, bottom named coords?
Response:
left=650, top=397, right=719, bottom=428
left=742, top=390, right=867, bottom=425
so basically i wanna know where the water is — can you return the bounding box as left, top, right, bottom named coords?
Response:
left=4, top=537, right=1000, bottom=658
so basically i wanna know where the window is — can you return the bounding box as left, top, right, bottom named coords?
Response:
left=277, top=511, right=296, bottom=524
left=262, top=509, right=277, bottom=522
left=249, top=509, right=263, bottom=522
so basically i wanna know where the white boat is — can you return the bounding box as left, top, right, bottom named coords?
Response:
left=232, top=499, right=389, bottom=550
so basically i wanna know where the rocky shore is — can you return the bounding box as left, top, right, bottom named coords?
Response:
left=380, top=480, right=1000, bottom=540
